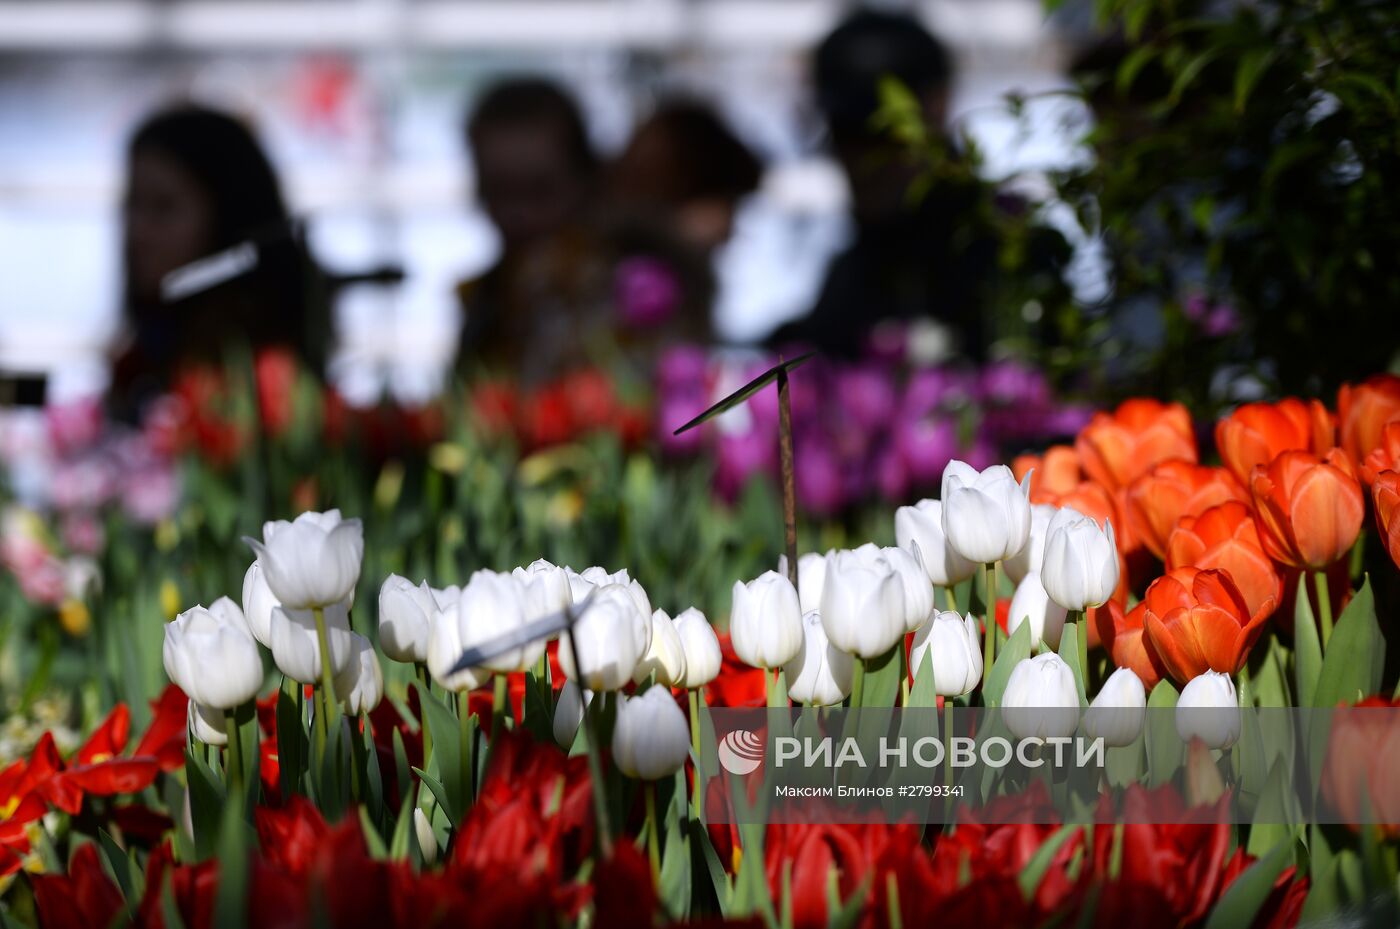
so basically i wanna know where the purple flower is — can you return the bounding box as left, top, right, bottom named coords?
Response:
left=1184, top=293, right=1242, bottom=338
left=656, top=392, right=710, bottom=457
left=834, top=365, right=898, bottom=430
left=615, top=256, right=682, bottom=328
left=61, top=511, right=105, bottom=555
left=871, top=440, right=909, bottom=504
left=655, top=344, right=710, bottom=395
left=978, top=359, right=1051, bottom=409
left=894, top=413, right=960, bottom=488
left=795, top=436, right=845, bottom=516
left=45, top=397, right=104, bottom=457
left=901, top=368, right=977, bottom=420
left=714, top=428, right=776, bottom=503
left=122, top=466, right=180, bottom=525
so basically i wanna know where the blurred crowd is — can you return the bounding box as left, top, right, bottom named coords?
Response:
left=99, top=8, right=1065, bottom=420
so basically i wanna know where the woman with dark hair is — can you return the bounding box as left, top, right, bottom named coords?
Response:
left=110, top=104, right=327, bottom=416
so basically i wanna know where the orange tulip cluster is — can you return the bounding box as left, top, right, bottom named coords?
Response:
left=1015, top=376, right=1400, bottom=688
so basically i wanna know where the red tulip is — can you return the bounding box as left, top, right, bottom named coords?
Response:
left=1142, top=567, right=1271, bottom=683
left=706, top=633, right=769, bottom=708
left=1166, top=501, right=1283, bottom=623
left=1093, top=600, right=1167, bottom=691
left=1076, top=399, right=1196, bottom=493
left=1337, top=373, right=1400, bottom=463
left=1374, top=471, right=1400, bottom=572
left=1126, top=461, right=1248, bottom=560
left=1214, top=398, right=1333, bottom=486
left=254, top=346, right=299, bottom=438
left=30, top=844, right=125, bottom=929
left=1321, top=696, right=1400, bottom=837
left=1250, top=449, right=1365, bottom=570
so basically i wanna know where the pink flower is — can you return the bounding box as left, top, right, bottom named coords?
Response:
left=614, top=256, right=681, bottom=328
left=122, top=467, right=180, bottom=525
left=45, top=397, right=104, bottom=457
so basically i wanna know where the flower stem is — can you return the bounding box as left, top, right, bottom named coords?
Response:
left=982, top=562, right=997, bottom=678
left=850, top=658, right=866, bottom=709
left=224, top=708, right=243, bottom=799
left=1314, top=571, right=1334, bottom=647
left=645, top=781, right=661, bottom=881
left=313, top=607, right=337, bottom=744
left=942, top=700, right=954, bottom=825
left=457, top=690, right=474, bottom=809
left=688, top=688, right=703, bottom=817
left=491, top=673, right=508, bottom=743
left=943, top=584, right=957, bottom=615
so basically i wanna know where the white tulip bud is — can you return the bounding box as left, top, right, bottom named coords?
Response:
left=1004, top=504, right=1058, bottom=585
left=414, top=808, right=438, bottom=866
left=552, top=680, right=592, bottom=749
left=820, top=551, right=906, bottom=660
left=673, top=608, right=721, bottom=689
left=1008, top=571, right=1069, bottom=651
left=777, top=551, right=830, bottom=613
left=894, top=499, right=977, bottom=587
left=1176, top=671, right=1241, bottom=750
left=244, top=509, right=364, bottom=610
left=634, top=609, right=689, bottom=687
left=909, top=611, right=983, bottom=697
left=1041, top=507, right=1120, bottom=612
left=187, top=701, right=228, bottom=746
left=785, top=611, right=854, bottom=706
left=513, top=559, right=572, bottom=622
left=730, top=571, right=803, bottom=669
left=1001, top=653, right=1081, bottom=740
left=940, top=461, right=1033, bottom=564
left=333, top=633, right=384, bottom=715
left=269, top=602, right=355, bottom=686
left=559, top=585, right=648, bottom=691
left=580, top=567, right=653, bottom=643
left=164, top=604, right=264, bottom=709
left=241, top=563, right=280, bottom=648
left=612, top=687, right=691, bottom=780
left=565, top=567, right=597, bottom=605
left=427, top=570, right=538, bottom=689
left=1082, top=667, right=1146, bottom=747
left=432, top=584, right=461, bottom=611
left=377, top=575, right=438, bottom=664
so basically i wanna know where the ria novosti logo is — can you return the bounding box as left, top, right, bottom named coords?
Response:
left=717, top=729, right=764, bottom=775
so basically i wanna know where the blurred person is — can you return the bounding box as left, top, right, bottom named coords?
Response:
left=454, top=78, right=613, bottom=385
left=769, top=10, right=1067, bottom=360
left=604, top=99, right=763, bottom=347
left=110, top=105, right=327, bottom=418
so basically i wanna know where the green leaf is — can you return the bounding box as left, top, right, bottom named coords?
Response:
left=1204, top=840, right=1293, bottom=929
left=860, top=642, right=904, bottom=710
left=411, top=767, right=458, bottom=826
left=1115, top=46, right=1158, bottom=97
left=1057, top=622, right=1088, bottom=707
left=97, top=829, right=134, bottom=901
left=1313, top=577, right=1382, bottom=709
left=1233, top=48, right=1276, bottom=112
left=212, top=795, right=249, bottom=929
left=983, top=620, right=1032, bottom=707
left=359, top=806, right=388, bottom=860
left=185, top=747, right=226, bottom=861
left=415, top=682, right=462, bottom=815
left=1169, top=49, right=1221, bottom=107
left=1018, top=824, right=1081, bottom=900
left=906, top=649, right=937, bottom=709
left=1245, top=761, right=1297, bottom=859
left=1145, top=680, right=1181, bottom=787
left=387, top=792, right=417, bottom=861
left=276, top=680, right=308, bottom=800
left=1293, top=583, right=1321, bottom=710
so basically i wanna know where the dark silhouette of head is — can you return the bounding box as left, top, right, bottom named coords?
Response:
left=123, top=104, right=290, bottom=311
left=467, top=78, right=598, bottom=252
left=814, top=10, right=954, bottom=227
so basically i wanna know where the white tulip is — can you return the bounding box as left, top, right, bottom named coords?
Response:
left=1007, top=571, right=1069, bottom=651
left=580, top=567, right=653, bottom=635
left=940, top=461, right=1033, bottom=564
left=820, top=551, right=906, bottom=660
left=414, top=808, right=438, bottom=866
left=188, top=701, right=228, bottom=746
left=1001, top=653, right=1081, bottom=740
left=730, top=571, right=803, bottom=669
left=377, top=575, right=438, bottom=664
left=552, top=680, right=592, bottom=749
left=427, top=569, right=538, bottom=688
left=894, top=499, right=977, bottom=587
left=245, top=509, right=364, bottom=610
left=164, top=604, right=264, bottom=709
left=432, top=584, right=462, bottom=610
left=241, top=562, right=279, bottom=647
left=673, top=608, right=722, bottom=688
left=565, top=567, right=597, bottom=604
left=633, top=609, right=688, bottom=687
left=333, top=633, right=384, bottom=715
left=909, top=611, right=983, bottom=697
left=1004, top=504, right=1058, bottom=585
left=785, top=610, right=854, bottom=706
left=612, top=687, right=691, bottom=780
left=777, top=551, right=830, bottom=613
left=269, top=602, right=355, bottom=685
left=559, top=585, right=648, bottom=691
left=513, top=559, right=572, bottom=622
left=852, top=543, right=934, bottom=633
left=1041, top=507, right=1120, bottom=612
left=1176, top=671, right=1241, bottom=750
left=1082, top=667, right=1146, bottom=747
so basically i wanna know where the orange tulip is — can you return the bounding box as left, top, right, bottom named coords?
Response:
left=1338, top=374, right=1400, bottom=463
left=1321, top=697, right=1400, bottom=838
left=1166, top=501, right=1282, bottom=623
left=1092, top=600, right=1166, bottom=691
left=1014, top=445, right=1081, bottom=500
left=1125, top=461, right=1248, bottom=560
left=1374, top=470, right=1400, bottom=573
left=1075, top=398, right=1196, bottom=493
left=1360, top=421, right=1400, bottom=487
left=1142, top=567, right=1271, bottom=683
left=1214, top=398, right=1333, bottom=486
left=1250, top=449, right=1365, bottom=570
